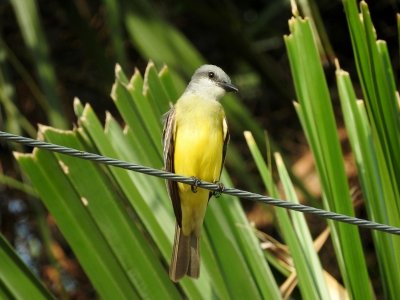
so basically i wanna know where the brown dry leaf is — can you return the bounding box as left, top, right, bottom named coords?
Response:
left=324, top=271, right=349, bottom=300
left=256, top=229, right=292, bottom=268
left=280, top=271, right=348, bottom=300
left=263, top=225, right=348, bottom=299
left=314, top=226, right=330, bottom=252
left=280, top=271, right=297, bottom=300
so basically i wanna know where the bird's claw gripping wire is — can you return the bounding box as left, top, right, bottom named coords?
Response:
left=212, top=181, right=225, bottom=198
left=190, top=177, right=201, bottom=193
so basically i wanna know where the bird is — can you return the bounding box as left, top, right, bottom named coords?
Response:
left=163, top=65, right=238, bottom=281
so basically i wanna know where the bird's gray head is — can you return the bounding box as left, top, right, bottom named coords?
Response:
left=185, top=65, right=238, bottom=101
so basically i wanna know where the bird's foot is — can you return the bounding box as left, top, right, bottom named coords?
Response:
left=212, top=181, right=225, bottom=198
left=190, top=177, right=201, bottom=193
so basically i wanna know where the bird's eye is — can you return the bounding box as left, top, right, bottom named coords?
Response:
left=208, top=72, right=215, bottom=79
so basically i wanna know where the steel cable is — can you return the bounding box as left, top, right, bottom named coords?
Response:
left=1, top=130, right=399, bottom=235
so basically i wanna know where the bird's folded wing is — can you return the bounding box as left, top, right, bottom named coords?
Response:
left=162, top=107, right=182, bottom=226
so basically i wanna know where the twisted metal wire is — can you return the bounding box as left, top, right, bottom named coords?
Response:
left=1, top=130, right=400, bottom=235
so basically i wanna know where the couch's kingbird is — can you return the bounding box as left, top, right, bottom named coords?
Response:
left=163, top=65, right=238, bottom=281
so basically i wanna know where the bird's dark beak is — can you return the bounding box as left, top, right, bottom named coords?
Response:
left=219, top=81, right=239, bottom=93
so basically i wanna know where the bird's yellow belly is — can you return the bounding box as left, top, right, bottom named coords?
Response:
left=174, top=118, right=223, bottom=235
left=174, top=123, right=223, bottom=185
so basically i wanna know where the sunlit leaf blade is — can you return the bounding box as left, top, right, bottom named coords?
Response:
left=40, top=126, right=179, bottom=299
left=111, top=65, right=162, bottom=167
left=274, top=153, right=331, bottom=299
left=344, top=0, right=400, bottom=194
left=144, top=61, right=172, bottom=115
left=207, top=171, right=281, bottom=299
left=341, top=2, right=400, bottom=296
left=284, top=16, right=373, bottom=299
left=16, top=149, right=139, bottom=300
left=159, top=65, right=180, bottom=101
left=336, top=68, right=400, bottom=298
left=361, top=4, right=400, bottom=189
left=245, top=131, right=330, bottom=299
left=205, top=200, right=262, bottom=299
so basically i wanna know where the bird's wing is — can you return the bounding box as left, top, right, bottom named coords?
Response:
left=221, top=116, right=230, bottom=175
left=208, top=116, right=230, bottom=200
left=162, top=107, right=182, bottom=226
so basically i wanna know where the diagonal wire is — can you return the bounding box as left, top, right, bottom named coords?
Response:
left=1, top=130, right=400, bottom=235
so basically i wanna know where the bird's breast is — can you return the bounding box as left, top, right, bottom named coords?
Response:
left=173, top=97, right=224, bottom=185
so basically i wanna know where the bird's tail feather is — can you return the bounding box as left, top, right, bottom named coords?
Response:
left=187, top=233, right=200, bottom=278
left=169, top=224, right=200, bottom=281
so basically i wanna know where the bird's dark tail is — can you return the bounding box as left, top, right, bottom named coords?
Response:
left=169, top=224, right=200, bottom=282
